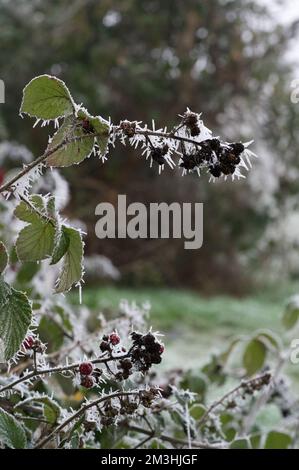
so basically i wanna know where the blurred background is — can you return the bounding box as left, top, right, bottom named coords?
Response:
left=1, top=0, right=299, bottom=368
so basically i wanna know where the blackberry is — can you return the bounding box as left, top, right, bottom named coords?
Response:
left=120, top=120, right=136, bottom=137
left=182, top=111, right=198, bottom=127
left=100, top=340, right=110, bottom=353
left=151, top=148, right=165, bottom=165
left=209, top=164, right=222, bottom=178
left=179, top=154, right=197, bottom=170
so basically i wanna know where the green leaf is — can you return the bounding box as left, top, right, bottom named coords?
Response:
left=16, top=222, right=55, bottom=262
left=189, top=404, right=206, bottom=421
left=264, top=431, right=292, bottom=449
left=282, top=297, right=299, bottom=330
left=14, top=196, right=56, bottom=262
left=230, top=438, right=251, bottom=449
left=16, top=262, right=40, bottom=285
left=39, top=316, right=64, bottom=353
left=55, top=226, right=84, bottom=293
left=0, top=408, right=27, bottom=448
left=256, top=330, right=282, bottom=351
left=46, top=116, right=94, bottom=167
left=243, top=338, right=267, bottom=376
left=0, top=278, right=32, bottom=361
left=0, top=241, right=8, bottom=274
left=51, top=225, right=70, bottom=265
left=20, top=75, right=74, bottom=120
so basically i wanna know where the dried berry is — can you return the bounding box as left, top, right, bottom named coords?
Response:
left=100, top=340, right=110, bottom=353
left=81, top=118, right=94, bottom=134
left=120, top=120, right=136, bottom=137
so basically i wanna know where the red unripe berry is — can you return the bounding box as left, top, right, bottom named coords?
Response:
left=23, top=336, right=34, bottom=350
left=109, top=332, right=120, bottom=346
left=79, top=362, right=93, bottom=376
left=158, top=343, right=165, bottom=354
left=80, top=375, right=95, bottom=389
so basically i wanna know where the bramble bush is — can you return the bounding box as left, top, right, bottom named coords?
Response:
left=0, top=75, right=298, bottom=449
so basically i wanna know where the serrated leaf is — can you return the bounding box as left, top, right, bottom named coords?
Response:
left=20, top=75, right=74, bottom=120
left=16, top=221, right=55, bottom=262
left=0, top=278, right=32, bottom=361
left=55, top=227, right=84, bottom=293
left=46, top=116, right=94, bottom=167
left=15, top=196, right=56, bottom=262
left=14, top=199, right=41, bottom=224
left=0, top=241, right=8, bottom=274
left=243, top=338, right=266, bottom=376
left=51, top=225, right=70, bottom=265
left=0, top=408, right=27, bottom=448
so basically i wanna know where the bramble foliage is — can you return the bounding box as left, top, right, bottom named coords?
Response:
left=0, top=76, right=297, bottom=449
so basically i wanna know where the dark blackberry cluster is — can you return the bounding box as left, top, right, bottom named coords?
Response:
left=240, top=372, right=271, bottom=398
left=120, top=120, right=136, bottom=137
left=139, top=387, right=160, bottom=408
left=179, top=138, right=244, bottom=178
left=130, top=332, right=165, bottom=373
left=150, top=144, right=169, bottom=165
left=183, top=111, right=200, bottom=136
left=119, top=398, right=139, bottom=415
left=116, top=358, right=133, bottom=381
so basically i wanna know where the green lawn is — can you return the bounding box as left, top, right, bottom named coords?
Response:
left=70, top=283, right=298, bottom=371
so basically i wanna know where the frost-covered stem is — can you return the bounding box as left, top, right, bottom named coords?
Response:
left=0, top=352, right=130, bottom=394
left=197, top=372, right=271, bottom=428
left=35, top=391, right=140, bottom=449
left=134, top=128, right=203, bottom=147
left=0, top=133, right=100, bottom=195
left=126, top=424, right=227, bottom=449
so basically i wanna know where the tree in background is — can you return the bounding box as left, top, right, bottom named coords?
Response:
left=0, top=0, right=298, bottom=292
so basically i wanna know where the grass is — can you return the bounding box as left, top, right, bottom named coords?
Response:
left=70, top=283, right=298, bottom=371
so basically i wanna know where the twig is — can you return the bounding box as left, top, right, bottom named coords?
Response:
left=197, top=372, right=271, bottom=428
left=0, top=132, right=100, bottom=195
left=126, top=424, right=226, bottom=449
left=0, top=352, right=129, bottom=395
left=34, top=391, right=140, bottom=449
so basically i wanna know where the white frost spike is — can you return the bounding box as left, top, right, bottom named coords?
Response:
left=33, top=118, right=41, bottom=128
left=13, top=163, right=44, bottom=198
